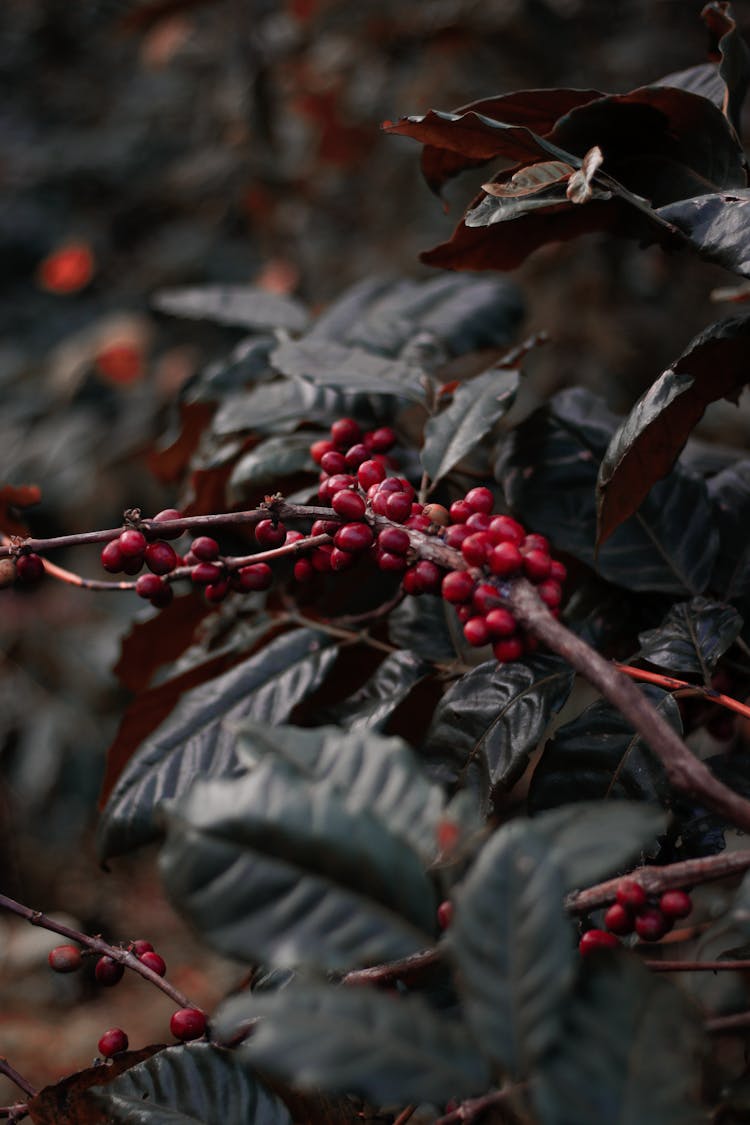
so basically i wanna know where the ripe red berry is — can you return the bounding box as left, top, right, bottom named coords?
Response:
left=332, top=489, right=366, bottom=520
left=38, top=241, right=94, bottom=294
left=98, top=1028, right=129, bottom=1057
left=374, top=477, right=403, bottom=495
left=344, top=443, right=370, bottom=469
left=489, top=542, right=523, bottom=577
left=405, top=514, right=432, bottom=532
left=485, top=608, right=517, bottom=637
left=492, top=637, right=524, bottom=662
left=522, top=533, right=549, bottom=554
left=464, top=487, right=494, bottom=514
left=411, top=560, right=442, bottom=593
left=233, top=563, right=273, bottom=591
left=119, top=529, right=147, bottom=558
left=95, top=341, right=143, bottom=388
left=311, top=545, right=334, bottom=572
left=449, top=500, right=473, bottom=524
left=191, top=536, right=220, bottom=562
left=334, top=523, right=374, bottom=553
left=603, top=903, right=634, bottom=935
left=579, top=929, right=619, bottom=956
left=255, top=520, right=286, bottom=548
left=330, top=547, right=357, bottom=571
left=205, top=580, right=230, bottom=603
left=367, top=426, right=397, bottom=452
left=488, top=515, right=525, bottom=545
left=136, top=573, right=166, bottom=600
left=139, top=950, right=167, bottom=976
left=376, top=550, right=408, bottom=572
left=659, top=890, right=693, bottom=919
left=101, top=540, right=124, bottom=573
left=523, top=549, right=552, bottom=582
left=465, top=512, right=492, bottom=533
left=132, top=940, right=154, bottom=957
left=191, top=562, right=223, bottom=585
left=549, top=559, right=567, bottom=583
left=358, top=459, right=386, bottom=490
left=294, top=558, right=314, bottom=582
left=464, top=616, right=491, bottom=647
left=311, top=519, right=338, bottom=536
left=152, top=509, right=183, bottom=539
left=437, top=900, right=454, bottom=930
left=537, top=579, right=562, bottom=607
left=385, top=492, right=412, bottom=523
left=461, top=533, right=490, bottom=566
left=401, top=567, right=422, bottom=595
left=441, top=570, right=475, bottom=604
left=170, top=1007, right=207, bottom=1041
left=616, top=880, right=647, bottom=911
left=145, top=541, right=178, bottom=575
left=330, top=418, right=361, bottom=448
left=472, top=582, right=502, bottom=615
left=443, top=524, right=472, bottom=548
left=310, top=439, right=336, bottom=465
left=15, top=553, right=45, bottom=583
left=95, top=956, right=124, bottom=986
left=320, top=450, right=348, bottom=475
left=378, top=527, right=410, bottom=555
left=634, top=908, right=670, bottom=942
left=48, top=944, right=82, bottom=973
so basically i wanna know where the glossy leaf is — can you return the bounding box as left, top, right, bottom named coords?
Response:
left=500, top=387, right=718, bottom=594
left=153, top=285, right=309, bottom=333
left=270, top=336, right=426, bottom=401
left=326, top=649, right=429, bottom=733
left=658, top=189, right=750, bottom=277
left=637, top=596, right=743, bottom=676
left=216, top=984, right=489, bottom=1106
left=423, top=656, right=574, bottom=807
left=528, top=686, right=680, bottom=813
left=233, top=719, right=446, bottom=863
left=89, top=1044, right=291, bottom=1125
left=421, top=365, right=520, bottom=485
left=597, top=315, right=750, bottom=543
left=447, top=819, right=575, bottom=1075
left=228, top=434, right=314, bottom=502
left=531, top=802, right=667, bottom=893
left=211, top=378, right=391, bottom=438
left=159, top=759, right=437, bottom=970
left=98, top=628, right=337, bottom=860
left=534, top=957, right=705, bottom=1125
left=708, top=459, right=750, bottom=599
left=387, top=595, right=458, bottom=663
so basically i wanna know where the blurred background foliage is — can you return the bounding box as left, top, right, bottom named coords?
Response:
left=0, top=0, right=747, bottom=1087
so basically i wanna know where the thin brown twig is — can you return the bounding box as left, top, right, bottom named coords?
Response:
left=645, top=959, right=750, bottom=973
left=706, top=1009, right=750, bottom=1033
left=0, top=1061, right=34, bottom=1099
left=616, top=663, right=750, bottom=722
left=433, top=1082, right=528, bottom=1125
left=0, top=1104, right=29, bottom=1122
left=0, top=894, right=193, bottom=1010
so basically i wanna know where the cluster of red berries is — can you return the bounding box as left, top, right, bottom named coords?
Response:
left=47, top=939, right=207, bottom=1054
left=579, top=881, right=693, bottom=954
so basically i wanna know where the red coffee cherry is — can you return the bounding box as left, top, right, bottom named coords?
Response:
left=170, top=1007, right=207, bottom=1041
left=255, top=520, right=286, bottom=548
left=48, top=944, right=82, bottom=973
left=376, top=550, right=408, bottom=572
left=549, top=559, right=567, bottom=583
left=378, top=527, right=410, bottom=555
left=385, top=492, right=412, bottom=523
left=233, top=563, right=273, bottom=592
left=441, top=570, right=476, bottom=604
left=488, top=515, right=525, bottom=545
left=603, top=903, right=634, bottom=935
left=139, top=950, right=167, bottom=976
left=464, top=487, right=494, bottom=514
left=191, top=536, right=220, bottom=562
left=332, top=489, right=366, bottom=520
left=410, top=560, right=442, bottom=593
left=311, top=545, right=334, bottom=572
left=311, top=519, right=338, bottom=536
left=331, top=418, right=361, bottom=448
left=659, top=890, right=693, bottom=919
left=101, top=540, right=124, bottom=573
left=522, top=533, right=549, bottom=554
left=205, top=581, right=230, bottom=603
left=443, top=524, right=472, bottom=548
left=294, top=559, right=314, bottom=582
left=320, top=450, right=348, bottom=475
left=615, top=880, right=647, bottom=911
left=136, top=573, right=166, bottom=600
left=330, top=547, right=357, bottom=571
left=191, top=562, right=223, bottom=585
left=310, top=439, right=336, bottom=465
left=334, top=523, right=374, bottom=553
left=119, top=529, right=147, bottom=558
left=132, top=940, right=154, bottom=957
left=461, top=533, right=491, bottom=566
left=449, top=500, right=473, bottom=524
left=634, top=908, right=670, bottom=942
left=537, top=580, right=562, bottom=607
left=358, top=459, right=386, bottom=490
left=344, top=443, right=370, bottom=469
left=95, top=956, right=124, bottom=986
left=485, top=607, right=517, bottom=637
left=492, top=637, right=524, bottom=663
left=367, top=426, right=397, bottom=452
left=405, top=514, right=432, bottom=532
left=152, top=509, right=183, bottom=539
left=16, top=553, right=45, bottom=583
left=465, top=512, right=492, bottom=533
left=145, top=541, right=179, bottom=575
left=579, top=929, right=619, bottom=955
left=523, top=549, right=552, bottom=582
left=437, top=900, right=454, bottom=930
left=98, top=1028, right=129, bottom=1057
left=464, top=616, right=491, bottom=647
left=472, top=582, right=502, bottom=615
left=488, top=542, right=523, bottom=577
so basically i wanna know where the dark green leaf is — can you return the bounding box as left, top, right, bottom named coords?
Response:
left=531, top=802, right=667, bottom=893
left=528, top=686, right=680, bottom=813
left=448, top=819, right=575, bottom=1075
left=325, top=649, right=429, bottom=733
left=153, top=285, right=309, bottom=333
left=597, top=315, right=750, bottom=543
left=708, top=460, right=750, bottom=600
left=534, top=957, right=705, bottom=1125
left=423, top=656, right=574, bottom=807
left=657, top=190, right=750, bottom=277
left=227, top=434, right=315, bottom=503
left=387, top=595, right=458, bottom=663
left=216, top=984, right=489, bottom=1105
left=233, top=720, right=446, bottom=863
left=89, top=1044, right=291, bottom=1125
left=98, top=629, right=337, bottom=860
left=159, top=759, right=437, bottom=970
left=637, top=597, right=743, bottom=677
left=499, top=388, right=718, bottom=594
left=421, top=366, right=520, bottom=486
left=211, top=378, right=392, bottom=438
left=270, top=337, right=425, bottom=402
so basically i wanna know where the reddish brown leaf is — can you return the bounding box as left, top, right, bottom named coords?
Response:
left=147, top=401, right=214, bottom=485
left=28, top=1046, right=163, bottom=1125
left=0, top=483, right=42, bottom=538
left=113, top=590, right=211, bottom=694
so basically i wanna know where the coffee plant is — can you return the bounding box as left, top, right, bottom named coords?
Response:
left=5, top=3, right=750, bottom=1122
